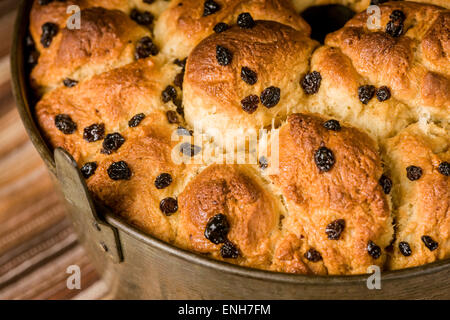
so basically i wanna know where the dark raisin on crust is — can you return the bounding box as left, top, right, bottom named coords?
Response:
left=180, top=143, right=201, bottom=157
left=325, top=219, right=345, bottom=240
left=376, top=86, right=391, bottom=102
left=314, top=146, right=335, bottom=172
left=102, top=133, right=125, bottom=154
left=386, top=21, right=403, bottom=37
left=258, top=156, right=268, bottom=169
left=40, top=22, right=58, bottom=48
left=107, top=161, right=131, bottom=180
left=399, top=241, right=412, bottom=257
left=83, top=123, right=105, bottom=142
left=421, top=235, right=438, bottom=251
left=406, top=165, right=423, bottom=181
left=390, top=10, right=406, bottom=23
left=135, top=36, right=158, bottom=59
left=237, top=12, right=255, bottom=29
left=220, top=241, right=239, bottom=258
left=174, top=72, right=184, bottom=89
left=80, top=162, right=97, bottom=179
left=128, top=113, right=146, bottom=127
left=358, top=85, right=376, bottom=104
left=161, top=85, right=177, bottom=103
left=370, top=0, right=389, bottom=4
left=304, top=248, right=322, bottom=262
left=143, top=0, right=155, bottom=3
left=26, top=35, right=39, bottom=69
left=130, top=9, right=154, bottom=25
left=204, top=214, right=230, bottom=244
left=379, top=174, right=392, bottom=194
left=301, top=71, right=322, bottom=95
left=438, top=162, right=450, bottom=176
left=55, top=114, right=77, bottom=134
left=203, top=0, right=221, bottom=17
left=155, top=173, right=173, bottom=189
left=166, top=110, right=179, bottom=124
left=241, top=67, right=258, bottom=85
left=241, top=95, right=259, bottom=114
left=216, top=45, right=233, bottom=66
left=39, top=0, right=67, bottom=4
left=159, top=197, right=178, bottom=216
left=63, top=78, right=78, bottom=88
left=367, top=241, right=382, bottom=259
left=260, top=86, right=280, bottom=108
left=174, top=58, right=187, bottom=70
left=213, top=22, right=230, bottom=33
left=323, top=119, right=341, bottom=131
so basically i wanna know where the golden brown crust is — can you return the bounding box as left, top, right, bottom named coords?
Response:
left=270, top=113, right=393, bottom=274
left=154, top=0, right=311, bottom=59
left=184, top=21, right=318, bottom=147
left=385, top=123, right=449, bottom=270
left=324, top=2, right=449, bottom=120
left=30, top=1, right=450, bottom=274
left=31, top=7, right=151, bottom=93
left=177, top=164, right=281, bottom=268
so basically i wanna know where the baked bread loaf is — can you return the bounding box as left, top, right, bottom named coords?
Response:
left=30, top=0, right=449, bottom=275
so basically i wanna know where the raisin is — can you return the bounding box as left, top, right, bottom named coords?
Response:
left=102, top=133, right=125, bottom=154
left=40, top=22, right=58, bottom=48
left=370, top=0, right=388, bottom=4
left=304, top=248, right=322, bottom=262
left=174, top=71, right=184, bottom=89
left=386, top=21, right=403, bottom=37
left=376, top=86, right=391, bottom=102
left=241, top=67, right=258, bottom=85
left=314, top=146, right=335, bottom=172
left=162, top=85, right=177, bottom=103
left=241, top=95, right=259, bottom=114
left=27, top=50, right=39, bottom=69
left=325, top=219, right=345, bottom=240
left=55, top=114, right=76, bottom=134
left=39, top=0, right=67, bottom=4
left=213, top=22, right=229, bottom=33
left=323, top=119, right=341, bottom=131
left=216, top=45, right=232, bottom=66
left=176, top=103, right=184, bottom=116
left=390, top=10, right=406, bottom=23
left=80, top=162, right=97, bottom=179
left=204, top=214, right=229, bottom=244
left=159, top=197, right=178, bottom=215
left=128, top=113, right=145, bottom=127
left=438, top=162, right=450, bottom=176
left=421, top=235, right=438, bottom=251
left=166, top=110, right=179, bottom=124
left=260, top=86, right=280, bottom=108
left=258, top=156, right=268, bottom=169
left=180, top=143, right=201, bottom=157
left=399, top=241, right=412, bottom=257
left=135, top=36, right=158, bottom=59
left=63, top=78, right=78, bottom=88
left=301, top=71, right=321, bottom=95
left=237, top=12, right=255, bottom=29
left=406, top=165, right=422, bottom=181
left=203, top=0, right=221, bottom=16
left=174, top=58, right=187, bottom=70
left=83, top=123, right=105, bottom=142
left=143, top=0, right=155, bottom=3
left=130, top=9, right=154, bottom=25
left=379, top=174, right=392, bottom=194
left=155, top=173, right=173, bottom=189
left=220, top=241, right=239, bottom=258
left=358, top=85, right=375, bottom=104
left=107, top=161, right=131, bottom=180
left=367, top=241, right=382, bottom=259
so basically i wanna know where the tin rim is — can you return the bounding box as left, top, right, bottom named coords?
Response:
left=11, top=0, right=450, bottom=286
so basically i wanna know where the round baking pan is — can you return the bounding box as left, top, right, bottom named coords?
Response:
left=11, top=0, right=450, bottom=299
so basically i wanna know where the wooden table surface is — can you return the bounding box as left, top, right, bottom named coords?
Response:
left=0, top=0, right=108, bottom=300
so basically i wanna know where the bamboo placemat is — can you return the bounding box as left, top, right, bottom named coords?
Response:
left=0, top=0, right=107, bottom=300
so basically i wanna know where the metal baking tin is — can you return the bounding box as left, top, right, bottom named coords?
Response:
left=11, top=0, right=450, bottom=299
